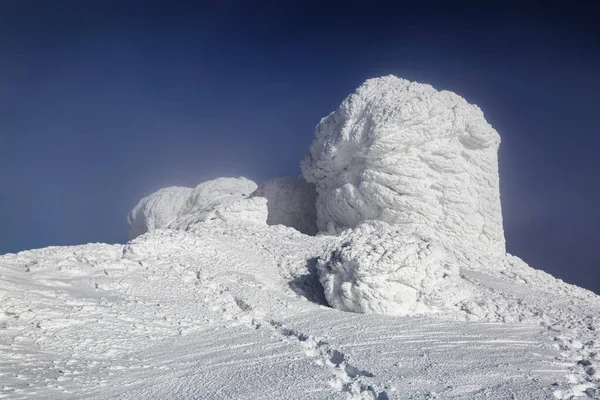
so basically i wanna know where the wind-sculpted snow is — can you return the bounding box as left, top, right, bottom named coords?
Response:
left=171, top=177, right=262, bottom=229
left=252, top=176, right=318, bottom=235
left=317, top=221, right=463, bottom=315
left=127, top=186, right=192, bottom=239
left=301, top=75, right=505, bottom=255
left=127, top=177, right=267, bottom=238
left=3, top=75, right=600, bottom=398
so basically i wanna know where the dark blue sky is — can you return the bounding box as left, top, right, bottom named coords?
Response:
left=1, top=1, right=599, bottom=293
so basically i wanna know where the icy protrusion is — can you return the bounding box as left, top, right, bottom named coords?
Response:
left=316, top=221, right=462, bottom=316
left=127, top=186, right=192, bottom=239
left=302, top=75, right=505, bottom=255
left=252, top=176, right=318, bottom=235
left=128, top=177, right=267, bottom=238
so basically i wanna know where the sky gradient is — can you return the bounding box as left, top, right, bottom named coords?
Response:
left=1, top=1, right=599, bottom=293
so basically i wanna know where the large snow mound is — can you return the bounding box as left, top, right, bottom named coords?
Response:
left=301, top=75, right=505, bottom=255
left=317, top=221, right=463, bottom=315
left=252, top=176, right=318, bottom=235
left=127, top=177, right=267, bottom=238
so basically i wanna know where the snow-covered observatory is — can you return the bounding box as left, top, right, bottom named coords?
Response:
left=127, top=76, right=512, bottom=317
left=302, top=75, right=505, bottom=256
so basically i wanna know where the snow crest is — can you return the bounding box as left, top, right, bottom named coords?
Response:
left=317, top=221, right=462, bottom=316
left=301, top=75, right=505, bottom=255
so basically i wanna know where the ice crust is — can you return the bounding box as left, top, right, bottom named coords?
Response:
left=301, top=75, right=505, bottom=256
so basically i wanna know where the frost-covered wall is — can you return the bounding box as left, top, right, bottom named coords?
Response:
left=302, top=75, right=505, bottom=255
left=251, top=177, right=318, bottom=235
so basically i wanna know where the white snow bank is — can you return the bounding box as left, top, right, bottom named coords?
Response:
left=252, top=176, right=318, bottom=235
left=127, top=177, right=267, bottom=238
left=316, top=221, right=463, bottom=316
left=127, top=186, right=192, bottom=239
left=301, top=75, right=505, bottom=255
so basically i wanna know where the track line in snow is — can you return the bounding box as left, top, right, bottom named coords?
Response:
left=222, top=284, right=390, bottom=399
left=267, top=320, right=389, bottom=400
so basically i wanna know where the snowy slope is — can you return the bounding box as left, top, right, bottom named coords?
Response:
left=1, top=223, right=599, bottom=399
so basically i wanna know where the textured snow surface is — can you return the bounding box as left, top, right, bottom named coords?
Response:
left=317, top=221, right=462, bottom=315
left=3, top=75, right=600, bottom=398
left=127, top=186, right=192, bottom=239
left=302, top=75, right=505, bottom=255
left=252, top=176, right=318, bottom=235
left=1, top=225, right=599, bottom=399
left=127, top=177, right=267, bottom=238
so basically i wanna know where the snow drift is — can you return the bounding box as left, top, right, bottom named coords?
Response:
left=301, top=75, right=505, bottom=256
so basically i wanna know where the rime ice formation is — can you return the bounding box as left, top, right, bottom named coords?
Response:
left=301, top=75, right=505, bottom=256
left=170, top=177, right=266, bottom=230
left=251, top=177, right=318, bottom=235
left=127, top=177, right=267, bottom=238
left=127, top=186, right=192, bottom=239
left=317, top=221, right=462, bottom=315
left=3, top=76, right=600, bottom=398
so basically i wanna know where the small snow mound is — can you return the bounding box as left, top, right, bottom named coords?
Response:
left=128, top=177, right=267, bottom=237
left=252, top=176, right=318, bottom=235
left=127, top=186, right=192, bottom=239
left=171, top=177, right=259, bottom=229
left=316, top=221, right=462, bottom=316
left=301, top=75, right=505, bottom=255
